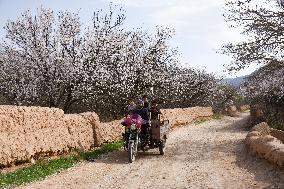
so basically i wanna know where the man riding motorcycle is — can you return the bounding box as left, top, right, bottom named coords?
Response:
left=132, top=100, right=151, bottom=145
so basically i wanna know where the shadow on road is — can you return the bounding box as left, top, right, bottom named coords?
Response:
left=90, top=113, right=284, bottom=188
left=91, top=148, right=162, bottom=165
left=214, top=113, right=251, bottom=133
left=235, top=141, right=284, bottom=188
left=213, top=114, right=284, bottom=188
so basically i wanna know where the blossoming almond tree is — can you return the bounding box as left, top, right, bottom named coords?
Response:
left=222, top=0, right=284, bottom=99
left=0, top=5, right=221, bottom=118
left=0, top=7, right=84, bottom=109
left=222, top=0, right=284, bottom=129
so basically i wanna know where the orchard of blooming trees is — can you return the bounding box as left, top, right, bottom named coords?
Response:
left=223, top=0, right=284, bottom=129
left=0, top=5, right=233, bottom=118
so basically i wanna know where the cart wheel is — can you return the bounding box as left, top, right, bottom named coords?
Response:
left=159, top=139, right=166, bottom=155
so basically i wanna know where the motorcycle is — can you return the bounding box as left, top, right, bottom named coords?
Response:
left=122, top=114, right=144, bottom=163
left=122, top=114, right=169, bottom=163
left=124, top=123, right=140, bottom=163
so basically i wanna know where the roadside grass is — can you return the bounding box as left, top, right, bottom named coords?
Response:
left=194, top=117, right=210, bottom=125
left=194, top=114, right=224, bottom=125
left=240, top=109, right=250, bottom=113
left=0, top=141, right=123, bottom=188
left=80, top=142, right=123, bottom=161
left=211, top=114, right=223, bottom=120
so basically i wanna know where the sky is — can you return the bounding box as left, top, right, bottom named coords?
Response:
left=0, top=0, right=258, bottom=78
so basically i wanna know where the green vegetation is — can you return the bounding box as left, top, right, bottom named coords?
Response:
left=194, top=117, right=210, bottom=125
left=240, top=109, right=250, bottom=113
left=194, top=114, right=225, bottom=125
left=0, top=142, right=123, bottom=188
left=80, top=142, right=123, bottom=160
left=266, top=112, right=284, bottom=131
left=0, top=158, right=76, bottom=188
left=211, top=114, right=223, bottom=120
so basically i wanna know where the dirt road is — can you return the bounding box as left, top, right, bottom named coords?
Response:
left=19, top=113, right=284, bottom=189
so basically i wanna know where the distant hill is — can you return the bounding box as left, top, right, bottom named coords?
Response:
left=223, top=75, right=248, bottom=88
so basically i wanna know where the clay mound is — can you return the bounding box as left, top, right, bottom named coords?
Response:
left=100, top=120, right=124, bottom=145
left=0, top=106, right=95, bottom=166
left=0, top=105, right=64, bottom=133
left=246, top=131, right=261, bottom=138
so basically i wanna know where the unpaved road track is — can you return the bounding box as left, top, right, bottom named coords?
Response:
left=19, top=113, right=284, bottom=189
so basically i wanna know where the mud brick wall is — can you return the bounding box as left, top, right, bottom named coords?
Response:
left=270, top=129, right=284, bottom=143
left=245, top=122, right=284, bottom=167
left=0, top=106, right=213, bottom=167
left=239, top=105, right=250, bottom=111
left=161, top=106, right=213, bottom=128
left=95, top=106, right=214, bottom=145
left=80, top=112, right=123, bottom=146
left=0, top=106, right=95, bottom=166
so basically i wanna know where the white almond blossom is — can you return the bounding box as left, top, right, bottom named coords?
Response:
left=0, top=5, right=222, bottom=118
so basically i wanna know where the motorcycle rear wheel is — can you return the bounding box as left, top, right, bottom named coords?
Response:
left=159, top=139, right=166, bottom=155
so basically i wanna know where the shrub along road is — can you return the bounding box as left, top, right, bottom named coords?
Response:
left=18, top=113, right=284, bottom=189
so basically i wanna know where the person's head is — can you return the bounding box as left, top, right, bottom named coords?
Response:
left=136, top=99, right=144, bottom=109
left=128, top=99, right=135, bottom=105
left=142, top=95, right=148, bottom=101
left=151, top=100, right=158, bottom=107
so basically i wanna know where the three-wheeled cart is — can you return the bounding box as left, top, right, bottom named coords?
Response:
left=150, top=118, right=170, bottom=155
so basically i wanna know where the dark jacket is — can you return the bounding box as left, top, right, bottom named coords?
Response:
left=150, top=106, right=161, bottom=120
left=133, top=107, right=150, bottom=121
left=143, top=101, right=150, bottom=109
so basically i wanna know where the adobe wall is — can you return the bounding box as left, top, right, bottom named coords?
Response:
left=239, top=105, right=250, bottom=111
left=0, top=106, right=95, bottom=167
left=245, top=122, right=284, bottom=167
left=0, top=105, right=213, bottom=167
left=271, top=129, right=284, bottom=143
left=161, top=106, right=213, bottom=128
left=223, top=105, right=239, bottom=117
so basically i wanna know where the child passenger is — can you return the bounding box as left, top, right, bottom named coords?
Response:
left=150, top=100, right=162, bottom=120
left=125, top=99, right=136, bottom=116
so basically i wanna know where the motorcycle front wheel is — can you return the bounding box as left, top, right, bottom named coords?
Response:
left=128, top=141, right=136, bottom=163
